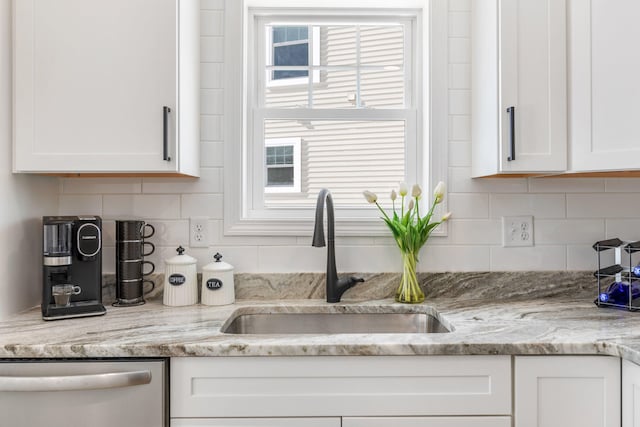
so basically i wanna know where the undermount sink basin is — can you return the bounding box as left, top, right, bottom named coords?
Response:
left=221, top=310, right=451, bottom=335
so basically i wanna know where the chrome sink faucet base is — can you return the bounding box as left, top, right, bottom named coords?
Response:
left=312, top=189, right=364, bottom=302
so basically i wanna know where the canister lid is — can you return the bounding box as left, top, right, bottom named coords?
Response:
left=165, top=246, right=197, bottom=265
left=203, top=252, right=234, bottom=272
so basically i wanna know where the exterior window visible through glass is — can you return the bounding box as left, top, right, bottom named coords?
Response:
left=266, top=145, right=295, bottom=187
left=272, top=26, right=309, bottom=80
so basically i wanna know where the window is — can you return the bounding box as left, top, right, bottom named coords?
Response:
left=224, top=0, right=449, bottom=236
left=265, top=137, right=301, bottom=193
left=267, top=26, right=320, bottom=87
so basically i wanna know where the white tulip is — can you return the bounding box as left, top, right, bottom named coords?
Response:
left=390, top=189, right=397, bottom=201
left=363, top=190, right=378, bottom=204
left=433, top=181, right=446, bottom=203
left=407, top=199, right=414, bottom=212
left=441, top=212, right=452, bottom=222
left=398, top=182, right=409, bottom=197
left=411, top=184, right=422, bottom=198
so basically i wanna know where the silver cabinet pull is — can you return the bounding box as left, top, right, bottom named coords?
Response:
left=0, top=370, right=151, bottom=392
left=163, top=106, right=172, bottom=162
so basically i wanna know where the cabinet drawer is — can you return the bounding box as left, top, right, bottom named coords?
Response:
left=171, top=356, right=511, bottom=418
left=171, top=419, right=340, bottom=427
left=343, top=417, right=511, bottom=427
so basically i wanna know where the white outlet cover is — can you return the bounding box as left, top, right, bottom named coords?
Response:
left=502, top=216, right=534, bottom=247
left=190, top=217, right=210, bottom=248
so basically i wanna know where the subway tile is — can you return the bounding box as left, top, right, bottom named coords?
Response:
left=102, top=220, right=116, bottom=246
left=448, top=142, right=471, bottom=167
left=449, top=115, right=471, bottom=141
left=62, top=178, right=141, bottom=194
left=103, top=195, right=180, bottom=219
left=605, top=219, right=640, bottom=241
left=450, top=219, right=501, bottom=244
left=201, top=89, right=224, bottom=115
left=566, top=245, right=599, bottom=271
left=449, top=0, right=471, bottom=12
left=448, top=193, right=489, bottom=218
left=201, top=0, right=224, bottom=10
left=58, top=195, right=102, bottom=216
left=535, top=219, right=605, bottom=245
left=201, top=63, right=224, bottom=89
left=449, top=38, right=470, bottom=64
left=201, top=10, right=224, bottom=36
left=336, top=246, right=402, bottom=273
left=102, top=247, right=115, bottom=274
left=567, top=194, right=640, bottom=218
left=201, top=142, right=225, bottom=167
left=449, top=167, right=528, bottom=193
left=201, top=115, right=223, bottom=141
left=181, top=194, right=223, bottom=219
left=449, top=11, right=471, bottom=38
left=258, top=246, right=326, bottom=273
left=604, top=178, right=640, bottom=192
left=528, top=178, right=604, bottom=193
left=210, top=246, right=259, bottom=273
left=490, top=246, right=566, bottom=271
left=420, top=245, right=491, bottom=272
left=448, top=90, right=471, bottom=115
left=201, top=36, right=224, bottom=62
left=490, top=194, right=566, bottom=218
left=449, top=63, right=471, bottom=89
left=146, top=220, right=190, bottom=247
left=143, top=168, right=222, bottom=194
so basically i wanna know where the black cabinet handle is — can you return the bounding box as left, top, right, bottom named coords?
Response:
left=507, top=106, right=515, bottom=161
left=163, top=106, right=171, bottom=162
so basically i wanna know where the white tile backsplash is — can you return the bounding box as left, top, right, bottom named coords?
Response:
left=55, top=2, right=640, bottom=273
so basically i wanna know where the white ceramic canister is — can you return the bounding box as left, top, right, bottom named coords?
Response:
left=163, top=246, right=198, bottom=306
left=201, top=253, right=235, bottom=306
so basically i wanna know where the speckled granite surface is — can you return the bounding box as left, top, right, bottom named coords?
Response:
left=3, top=271, right=639, bottom=363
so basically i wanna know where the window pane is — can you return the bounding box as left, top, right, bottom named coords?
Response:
left=318, top=26, right=357, bottom=66
left=273, top=27, right=287, bottom=44
left=360, top=69, right=405, bottom=108
left=274, top=44, right=309, bottom=67
left=359, top=25, right=404, bottom=67
left=312, top=70, right=357, bottom=108
left=264, top=119, right=405, bottom=208
left=266, top=146, right=294, bottom=165
left=267, top=167, right=294, bottom=187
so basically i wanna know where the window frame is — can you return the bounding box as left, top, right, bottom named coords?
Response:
left=223, top=0, right=449, bottom=237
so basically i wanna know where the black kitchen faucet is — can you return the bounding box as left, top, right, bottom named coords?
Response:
left=312, top=188, right=365, bottom=303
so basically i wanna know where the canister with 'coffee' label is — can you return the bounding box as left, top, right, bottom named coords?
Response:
left=201, top=252, right=235, bottom=306
left=163, top=246, right=198, bottom=306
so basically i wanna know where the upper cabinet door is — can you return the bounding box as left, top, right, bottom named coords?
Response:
left=472, top=0, right=567, bottom=177
left=569, top=0, right=640, bottom=172
left=13, top=0, right=200, bottom=176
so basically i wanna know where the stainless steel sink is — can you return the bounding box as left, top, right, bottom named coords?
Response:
left=221, top=311, right=451, bottom=334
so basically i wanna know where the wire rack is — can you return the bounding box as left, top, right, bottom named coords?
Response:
left=593, top=238, right=640, bottom=311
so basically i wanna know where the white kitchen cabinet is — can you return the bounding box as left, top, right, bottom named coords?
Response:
left=514, top=356, right=620, bottom=427
left=568, top=0, right=640, bottom=172
left=171, top=356, right=512, bottom=418
left=342, top=417, right=511, bottom=427
left=623, top=359, right=640, bottom=427
left=13, top=0, right=200, bottom=176
left=171, top=419, right=340, bottom=427
left=471, top=0, right=567, bottom=177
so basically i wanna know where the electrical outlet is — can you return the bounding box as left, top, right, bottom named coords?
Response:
left=502, top=216, right=534, bottom=247
left=190, top=217, right=209, bottom=248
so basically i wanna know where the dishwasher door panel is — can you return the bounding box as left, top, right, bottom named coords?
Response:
left=0, top=359, right=166, bottom=427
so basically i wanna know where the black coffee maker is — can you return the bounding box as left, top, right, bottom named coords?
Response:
left=42, top=216, right=106, bottom=320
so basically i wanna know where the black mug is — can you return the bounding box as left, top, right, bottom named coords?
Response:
left=116, top=220, right=155, bottom=241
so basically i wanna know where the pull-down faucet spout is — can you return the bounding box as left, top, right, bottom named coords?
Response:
left=312, top=189, right=364, bottom=303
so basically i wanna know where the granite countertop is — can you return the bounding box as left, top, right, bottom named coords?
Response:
left=2, top=272, right=640, bottom=363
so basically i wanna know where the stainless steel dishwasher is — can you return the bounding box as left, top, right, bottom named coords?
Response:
left=0, top=358, right=167, bottom=427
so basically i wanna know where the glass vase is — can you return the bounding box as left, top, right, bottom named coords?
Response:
left=395, top=251, right=425, bottom=303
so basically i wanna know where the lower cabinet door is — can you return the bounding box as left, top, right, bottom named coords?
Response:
left=623, top=359, right=640, bottom=427
left=343, top=417, right=511, bottom=427
left=515, top=356, right=620, bottom=427
left=171, top=419, right=340, bottom=427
